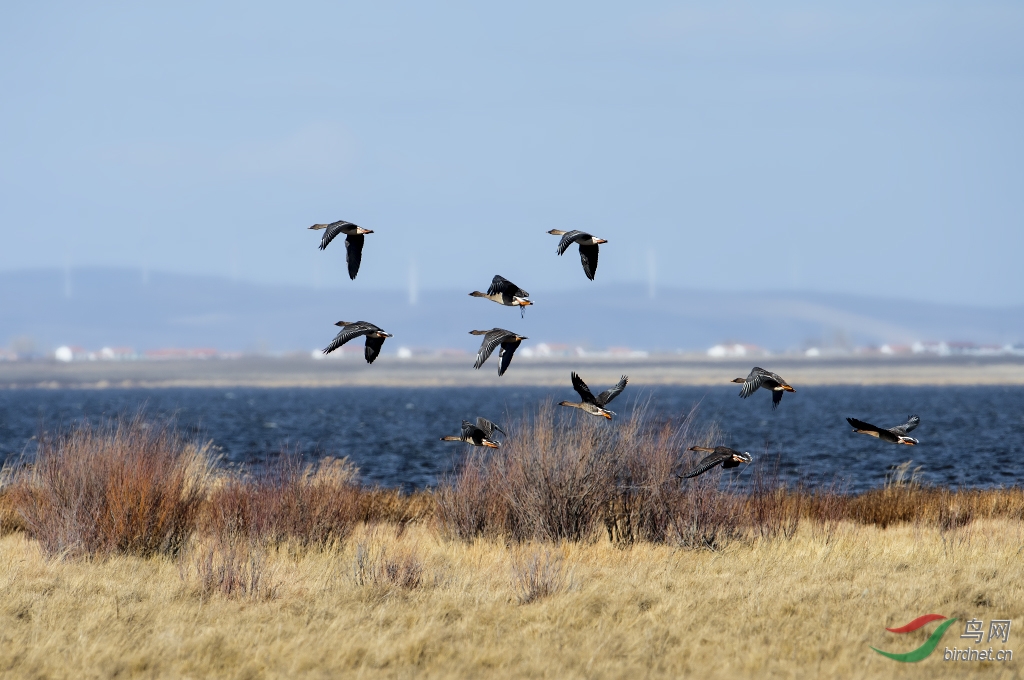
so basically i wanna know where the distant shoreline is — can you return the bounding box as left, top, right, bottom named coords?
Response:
left=2, top=355, right=1023, bottom=388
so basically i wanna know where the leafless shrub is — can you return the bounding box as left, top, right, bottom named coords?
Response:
left=437, top=401, right=752, bottom=549
left=494, top=403, right=619, bottom=542
left=202, top=455, right=360, bottom=548
left=745, top=455, right=800, bottom=541
left=183, top=536, right=279, bottom=601
left=7, top=416, right=209, bottom=558
left=0, top=466, right=25, bottom=535
left=803, top=482, right=848, bottom=544
left=938, top=495, right=974, bottom=532
left=436, top=402, right=620, bottom=542
left=511, top=547, right=569, bottom=604
left=435, top=449, right=505, bottom=540
left=351, top=536, right=424, bottom=591
left=667, top=469, right=744, bottom=550
left=604, top=408, right=698, bottom=544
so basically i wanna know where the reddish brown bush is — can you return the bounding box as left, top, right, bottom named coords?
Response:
left=202, top=455, right=360, bottom=548
left=7, top=417, right=209, bottom=558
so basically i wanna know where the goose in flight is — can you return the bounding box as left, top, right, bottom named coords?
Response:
left=322, top=321, right=392, bottom=364
left=440, top=417, right=506, bottom=448
left=469, top=275, right=533, bottom=318
left=547, top=230, right=607, bottom=280
left=732, top=367, right=795, bottom=410
left=846, top=415, right=920, bottom=445
left=679, top=446, right=753, bottom=479
left=559, top=372, right=628, bottom=419
left=470, top=328, right=527, bottom=376
left=308, top=220, right=374, bottom=280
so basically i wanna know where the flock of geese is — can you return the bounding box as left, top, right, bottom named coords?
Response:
left=309, top=220, right=921, bottom=479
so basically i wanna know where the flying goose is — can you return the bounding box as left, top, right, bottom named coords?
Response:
left=470, top=328, right=527, bottom=376
left=732, top=367, right=795, bottom=410
left=469, top=275, right=533, bottom=317
left=308, top=220, right=374, bottom=279
left=679, top=446, right=753, bottom=479
left=559, top=372, right=628, bottom=419
left=846, top=415, right=920, bottom=445
left=322, top=321, right=392, bottom=363
left=547, top=229, right=607, bottom=280
left=440, top=417, right=506, bottom=448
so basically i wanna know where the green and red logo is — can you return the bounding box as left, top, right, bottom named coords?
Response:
left=871, top=614, right=958, bottom=662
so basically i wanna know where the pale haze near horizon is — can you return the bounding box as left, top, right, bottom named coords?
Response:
left=1, top=2, right=1022, bottom=307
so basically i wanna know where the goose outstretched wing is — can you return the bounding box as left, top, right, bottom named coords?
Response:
left=555, top=230, right=587, bottom=255
left=579, top=243, right=599, bottom=280
left=459, top=420, right=479, bottom=441
left=570, top=372, right=597, bottom=404
left=847, top=417, right=899, bottom=443
left=473, top=329, right=510, bottom=369
left=739, top=368, right=768, bottom=398
left=497, top=340, right=521, bottom=376
left=364, top=334, right=386, bottom=363
left=487, top=275, right=528, bottom=299
left=476, top=417, right=505, bottom=438
left=323, top=322, right=375, bottom=354
left=316, top=221, right=353, bottom=250
left=596, top=376, right=628, bottom=406
left=683, top=451, right=730, bottom=479
left=345, top=234, right=364, bottom=280
left=893, top=415, right=920, bottom=434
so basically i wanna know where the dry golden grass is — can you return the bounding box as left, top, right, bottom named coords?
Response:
left=2, top=519, right=1022, bottom=679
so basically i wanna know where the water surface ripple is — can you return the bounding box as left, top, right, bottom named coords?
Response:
left=0, top=386, right=1021, bottom=492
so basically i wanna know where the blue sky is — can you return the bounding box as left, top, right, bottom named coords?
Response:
left=1, top=2, right=1022, bottom=305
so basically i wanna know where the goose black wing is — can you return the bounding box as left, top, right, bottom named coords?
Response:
left=847, top=417, right=898, bottom=443
left=578, top=243, right=599, bottom=280
left=460, top=420, right=482, bottom=442
left=476, top=417, right=505, bottom=439
left=555, top=230, right=587, bottom=256
left=487, top=275, right=526, bottom=298
left=772, top=389, right=783, bottom=410
left=473, top=329, right=509, bottom=369
left=364, top=334, right=386, bottom=364
left=497, top=339, right=521, bottom=376
left=322, top=322, right=373, bottom=355
left=318, top=221, right=352, bottom=250
left=892, top=415, right=920, bottom=434
left=570, top=372, right=598, bottom=404
left=345, top=234, right=364, bottom=280
left=596, top=376, right=628, bottom=406
left=683, top=452, right=729, bottom=479
left=739, top=368, right=767, bottom=399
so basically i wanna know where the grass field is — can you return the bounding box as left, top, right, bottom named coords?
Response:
left=1, top=415, right=1021, bottom=678
left=2, top=520, right=1021, bottom=679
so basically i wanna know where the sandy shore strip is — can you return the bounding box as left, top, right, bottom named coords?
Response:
left=2, top=355, right=1023, bottom=388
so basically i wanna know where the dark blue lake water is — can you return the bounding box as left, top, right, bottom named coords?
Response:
left=0, top=386, right=1021, bottom=492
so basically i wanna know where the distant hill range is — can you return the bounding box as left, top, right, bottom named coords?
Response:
left=1, top=268, right=1021, bottom=355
